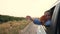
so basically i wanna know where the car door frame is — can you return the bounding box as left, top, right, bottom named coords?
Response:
left=51, top=2, right=60, bottom=34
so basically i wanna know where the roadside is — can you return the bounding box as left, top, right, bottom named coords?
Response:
left=19, top=22, right=47, bottom=34
left=19, top=22, right=38, bottom=34
left=0, top=20, right=30, bottom=34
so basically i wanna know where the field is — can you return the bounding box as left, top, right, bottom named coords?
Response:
left=0, top=20, right=31, bottom=34
left=0, top=15, right=32, bottom=34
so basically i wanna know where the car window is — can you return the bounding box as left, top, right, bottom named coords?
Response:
left=50, top=6, right=55, bottom=17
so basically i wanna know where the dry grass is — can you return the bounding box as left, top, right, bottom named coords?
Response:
left=0, top=20, right=30, bottom=34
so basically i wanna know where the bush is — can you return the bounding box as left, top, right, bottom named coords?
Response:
left=0, top=15, right=26, bottom=23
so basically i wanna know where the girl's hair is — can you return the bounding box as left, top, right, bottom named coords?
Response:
left=44, top=10, right=51, bottom=16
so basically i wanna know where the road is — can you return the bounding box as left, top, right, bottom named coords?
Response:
left=20, top=22, right=46, bottom=34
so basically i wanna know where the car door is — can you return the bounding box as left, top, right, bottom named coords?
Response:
left=51, top=2, right=60, bottom=34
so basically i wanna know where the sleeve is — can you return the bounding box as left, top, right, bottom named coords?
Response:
left=33, top=18, right=42, bottom=25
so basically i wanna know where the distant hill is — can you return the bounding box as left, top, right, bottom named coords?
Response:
left=0, top=15, right=26, bottom=23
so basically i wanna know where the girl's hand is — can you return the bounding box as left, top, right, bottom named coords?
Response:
left=26, top=16, right=33, bottom=21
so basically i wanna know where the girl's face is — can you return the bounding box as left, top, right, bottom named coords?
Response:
left=44, top=12, right=51, bottom=19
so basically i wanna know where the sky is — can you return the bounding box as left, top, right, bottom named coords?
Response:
left=0, top=0, right=57, bottom=17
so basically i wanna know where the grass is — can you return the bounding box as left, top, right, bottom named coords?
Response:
left=0, top=20, right=31, bottom=34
